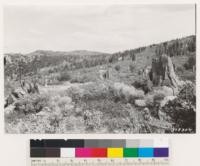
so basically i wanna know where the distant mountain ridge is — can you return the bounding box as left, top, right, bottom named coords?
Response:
left=27, top=49, right=110, bottom=57
left=4, top=35, right=195, bottom=71
left=5, top=35, right=195, bottom=57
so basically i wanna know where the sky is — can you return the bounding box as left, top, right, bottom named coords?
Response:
left=4, top=4, right=196, bottom=54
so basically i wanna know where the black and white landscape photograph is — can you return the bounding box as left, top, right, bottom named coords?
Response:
left=4, top=4, right=196, bottom=133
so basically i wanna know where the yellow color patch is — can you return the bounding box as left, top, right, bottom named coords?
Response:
left=107, top=148, right=123, bottom=158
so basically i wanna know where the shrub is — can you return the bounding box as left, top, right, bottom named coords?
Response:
left=114, top=65, right=120, bottom=72
left=70, top=75, right=93, bottom=83
left=178, top=81, right=195, bottom=105
left=106, top=117, right=132, bottom=133
left=48, top=68, right=55, bottom=74
left=153, top=93, right=165, bottom=102
left=4, top=80, right=15, bottom=97
left=129, top=64, right=135, bottom=73
left=82, top=83, right=111, bottom=101
left=180, top=71, right=195, bottom=82
left=56, top=116, right=84, bottom=133
left=161, top=82, right=196, bottom=133
left=176, top=66, right=184, bottom=73
left=184, top=56, right=195, bottom=70
left=110, top=82, right=144, bottom=103
left=132, top=79, right=152, bottom=94
left=5, top=111, right=55, bottom=134
left=81, top=99, right=139, bottom=133
left=162, top=97, right=195, bottom=133
left=68, top=82, right=144, bottom=105
left=50, top=95, right=73, bottom=117
left=58, top=71, right=71, bottom=81
left=138, top=70, right=141, bottom=75
left=83, top=110, right=103, bottom=132
left=14, top=94, right=49, bottom=114
left=66, top=86, right=85, bottom=102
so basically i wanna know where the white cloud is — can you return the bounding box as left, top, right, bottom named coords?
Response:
left=4, top=4, right=195, bottom=53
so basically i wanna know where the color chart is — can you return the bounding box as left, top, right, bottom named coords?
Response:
left=30, top=139, right=169, bottom=166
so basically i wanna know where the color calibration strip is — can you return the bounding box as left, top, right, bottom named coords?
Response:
left=30, top=139, right=169, bottom=158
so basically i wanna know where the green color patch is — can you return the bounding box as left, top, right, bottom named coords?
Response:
left=123, top=148, right=138, bottom=157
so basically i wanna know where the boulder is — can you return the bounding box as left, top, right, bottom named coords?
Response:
left=153, top=86, right=176, bottom=97
left=160, top=96, right=177, bottom=107
left=135, top=99, right=146, bottom=107
left=162, top=86, right=174, bottom=96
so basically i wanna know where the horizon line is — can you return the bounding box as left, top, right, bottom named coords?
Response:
left=4, top=34, right=195, bottom=55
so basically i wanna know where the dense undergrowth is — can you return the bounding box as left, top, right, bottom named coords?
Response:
left=5, top=79, right=196, bottom=133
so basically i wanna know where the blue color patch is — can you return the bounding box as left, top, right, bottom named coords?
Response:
left=138, top=148, right=154, bottom=157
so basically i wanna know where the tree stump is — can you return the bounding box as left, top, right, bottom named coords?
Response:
left=151, top=54, right=182, bottom=88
